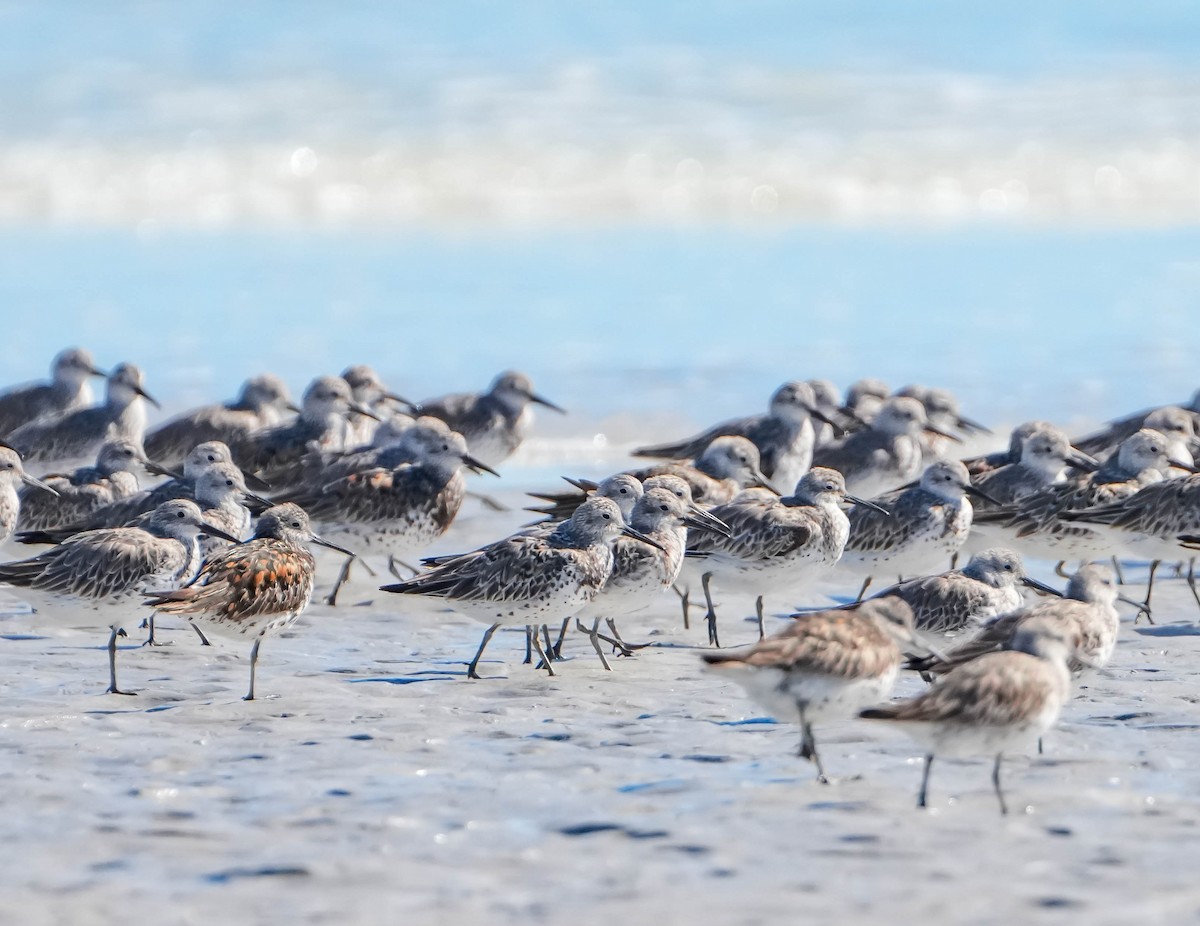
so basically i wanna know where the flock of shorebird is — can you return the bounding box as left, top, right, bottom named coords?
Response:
left=2, top=349, right=1200, bottom=813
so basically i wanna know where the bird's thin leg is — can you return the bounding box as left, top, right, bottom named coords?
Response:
left=701, top=572, right=720, bottom=648
left=141, top=613, right=168, bottom=647
left=674, top=584, right=691, bottom=629
left=552, top=617, right=571, bottom=658
left=243, top=637, right=262, bottom=701
left=1137, top=560, right=1159, bottom=625
left=605, top=617, right=645, bottom=653
left=468, top=623, right=501, bottom=680
left=325, top=556, right=354, bottom=606
left=1054, top=561, right=1070, bottom=579
left=541, top=624, right=554, bottom=657
left=106, top=627, right=135, bottom=696
left=523, top=625, right=533, bottom=665
left=755, top=595, right=766, bottom=640
left=948, top=552, right=958, bottom=571
left=191, top=622, right=212, bottom=646
left=992, top=754, right=1008, bottom=816
left=1110, top=556, right=1126, bottom=585
left=1037, top=736, right=1044, bottom=755
left=797, top=707, right=828, bottom=783
left=580, top=618, right=612, bottom=671
left=1187, top=559, right=1200, bottom=612
left=388, top=556, right=420, bottom=578
left=918, top=754, right=934, bottom=809
left=529, top=628, right=555, bottom=677
left=855, top=577, right=871, bottom=603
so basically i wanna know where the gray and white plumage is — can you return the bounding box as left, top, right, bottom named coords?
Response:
left=415, top=370, right=565, bottom=469
left=7, top=363, right=159, bottom=471
left=16, top=439, right=147, bottom=533
left=0, top=348, right=106, bottom=437
left=0, top=447, right=59, bottom=544
left=844, top=378, right=890, bottom=425
left=632, top=381, right=829, bottom=493
left=526, top=472, right=645, bottom=524
left=838, top=460, right=981, bottom=581
left=1063, top=469, right=1200, bottom=563
left=143, top=374, right=295, bottom=469
left=341, top=364, right=410, bottom=448
left=812, top=396, right=951, bottom=498
left=970, top=424, right=1097, bottom=513
left=807, top=378, right=849, bottom=447
left=1075, top=402, right=1200, bottom=462
left=963, top=420, right=1055, bottom=478
left=703, top=598, right=917, bottom=780
left=862, top=619, right=1075, bottom=813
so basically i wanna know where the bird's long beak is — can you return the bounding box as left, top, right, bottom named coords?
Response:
left=134, top=385, right=161, bottom=409
left=836, top=405, right=869, bottom=429
left=527, top=391, right=566, bottom=414
left=19, top=472, right=59, bottom=496
left=924, top=424, right=962, bottom=443
left=564, top=476, right=600, bottom=492
left=312, top=534, right=356, bottom=556
left=965, top=484, right=1004, bottom=507
left=285, top=401, right=302, bottom=414
left=621, top=524, right=666, bottom=551
left=805, top=404, right=842, bottom=429
left=144, top=460, right=185, bottom=480
left=1066, top=449, right=1100, bottom=473
left=199, top=522, right=244, bottom=545
left=955, top=414, right=992, bottom=435
left=242, top=490, right=275, bottom=511
left=242, top=470, right=273, bottom=492
left=1169, top=457, right=1200, bottom=473
left=348, top=401, right=382, bottom=422
left=383, top=391, right=413, bottom=407
left=1020, top=576, right=1063, bottom=597
left=847, top=493, right=889, bottom=516
left=87, top=364, right=108, bottom=378
left=462, top=453, right=500, bottom=477
left=684, top=505, right=734, bottom=539
left=748, top=468, right=780, bottom=495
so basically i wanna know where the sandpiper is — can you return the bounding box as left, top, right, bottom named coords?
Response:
left=972, top=424, right=1099, bottom=509
left=963, top=421, right=1055, bottom=478
left=0, top=348, right=106, bottom=437
left=0, top=446, right=58, bottom=544
left=843, top=378, right=890, bottom=425
left=16, top=439, right=148, bottom=533
left=341, top=364, right=412, bottom=447
left=145, top=503, right=350, bottom=700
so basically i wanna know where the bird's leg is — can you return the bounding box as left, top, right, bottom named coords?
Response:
left=797, top=708, right=829, bottom=783
left=674, top=584, right=691, bottom=629
left=106, top=626, right=135, bottom=696
left=755, top=595, right=766, bottom=640
left=325, top=556, right=355, bottom=606
left=243, top=637, right=263, bottom=701
left=992, top=754, right=1008, bottom=816
left=605, top=617, right=646, bottom=654
left=1136, top=560, right=1159, bottom=625
left=388, top=556, right=420, bottom=579
left=141, top=613, right=168, bottom=647
left=541, top=624, right=554, bottom=657
left=701, top=572, right=720, bottom=648
left=580, top=618, right=612, bottom=671
left=948, top=552, right=958, bottom=571
left=523, top=625, right=533, bottom=665
left=551, top=617, right=571, bottom=658
left=1037, top=736, right=1044, bottom=755
left=917, top=754, right=934, bottom=809
left=1054, top=561, right=1070, bottom=579
left=467, top=623, right=501, bottom=680
left=191, top=622, right=212, bottom=646
left=1110, top=556, right=1126, bottom=585
left=854, top=577, right=871, bottom=603
left=1187, top=560, right=1200, bottom=612
left=529, top=627, right=555, bottom=678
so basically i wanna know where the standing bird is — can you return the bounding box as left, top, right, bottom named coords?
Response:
left=702, top=598, right=920, bottom=782
left=861, top=619, right=1077, bottom=814
left=0, top=348, right=106, bottom=437
left=143, top=374, right=297, bottom=469
left=382, top=497, right=659, bottom=679
left=145, top=504, right=350, bottom=701
left=813, top=396, right=959, bottom=498
left=632, top=381, right=838, bottom=494
left=7, top=363, right=159, bottom=470
left=0, top=499, right=240, bottom=694
left=413, top=370, right=565, bottom=469
left=837, top=460, right=998, bottom=599
left=0, top=446, right=58, bottom=544
left=16, top=439, right=149, bottom=533
left=684, top=468, right=880, bottom=645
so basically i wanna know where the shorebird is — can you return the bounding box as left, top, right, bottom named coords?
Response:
left=861, top=617, right=1076, bottom=814
left=232, top=375, right=379, bottom=487
left=143, top=374, right=297, bottom=469
left=895, top=386, right=990, bottom=460
left=632, top=381, right=838, bottom=494
left=7, top=363, right=159, bottom=470
left=843, top=378, right=890, bottom=425
left=572, top=484, right=732, bottom=667
left=1075, top=402, right=1200, bottom=462
left=963, top=421, right=1055, bottom=478
left=703, top=598, right=920, bottom=782
left=971, top=425, right=1099, bottom=509
left=16, top=439, right=148, bottom=533
left=526, top=473, right=645, bottom=524
left=413, top=370, right=565, bottom=469
left=0, top=446, right=58, bottom=544
left=0, top=499, right=240, bottom=694
left=837, top=460, right=997, bottom=598
left=835, top=548, right=1060, bottom=635
left=972, top=429, right=1197, bottom=565
left=684, top=468, right=880, bottom=645
left=0, top=348, right=106, bottom=437
left=282, top=423, right=498, bottom=603
left=381, top=496, right=659, bottom=679
left=341, top=364, right=411, bottom=447
left=145, top=503, right=350, bottom=700
left=812, top=396, right=959, bottom=498
left=908, top=563, right=1127, bottom=677
left=807, top=378, right=852, bottom=447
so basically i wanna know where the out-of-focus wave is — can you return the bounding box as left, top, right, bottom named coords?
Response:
left=3, top=66, right=1199, bottom=227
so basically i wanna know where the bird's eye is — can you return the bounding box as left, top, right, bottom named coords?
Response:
left=619, top=488, right=628, bottom=495
left=208, top=455, right=216, bottom=462
left=177, top=511, right=185, bottom=518
left=660, top=504, right=668, bottom=511
left=1004, top=564, right=1012, bottom=571
left=602, top=513, right=611, bottom=520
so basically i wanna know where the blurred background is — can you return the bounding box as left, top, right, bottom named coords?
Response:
left=0, top=0, right=1197, bottom=445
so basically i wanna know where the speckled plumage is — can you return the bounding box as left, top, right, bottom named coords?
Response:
left=0, top=348, right=105, bottom=437
left=0, top=447, right=58, bottom=544
left=812, top=397, right=940, bottom=498
left=17, top=439, right=145, bottom=533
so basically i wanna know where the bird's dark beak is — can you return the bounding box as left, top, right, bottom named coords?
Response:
left=564, top=476, right=600, bottom=492
left=836, top=405, right=869, bottom=429
left=462, top=453, right=500, bottom=477
left=383, top=391, right=413, bottom=407
left=1020, top=576, right=1063, bottom=597
left=748, top=469, right=781, bottom=495
left=348, top=401, right=382, bottom=422
left=144, top=461, right=185, bottom=480
left=684, top=504, right=734, bottom=539
left=1169, top=457, right=1200, bottom=473
left=312, top=534, right=356, bottom=556
left=805, top=404, right=842, bottom=430
left=242, top=490, right=275, bottom=510
left=87, top=364, right=108, bottom=378
left=285, top=401, right=302, bottom=414
left=242, top=470, right=273, bottom=492
left=1066, top=449, right=1100, bottom=473
left=847, top=493, right=889, bottom=516
left=622, top=524, right=666, bottom=551
left=965, top=484, right=1004, bottom=507
left=19, top=472, right=59, bottom=496
left=199, top=522, right=243, bottom=545
left=135, top=385, right=162, bottom=409
left=955, top=414, right=992, bottom=435
left=527, top=391, right=566, bottom=414
left=924, top=424, right=962, bottom=443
